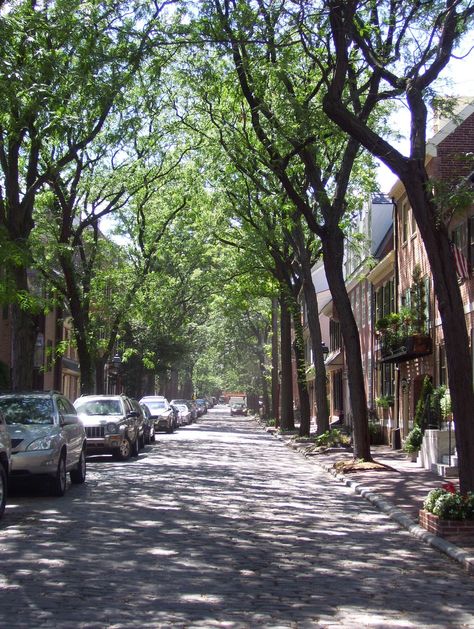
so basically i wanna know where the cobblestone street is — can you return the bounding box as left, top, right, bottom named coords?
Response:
left=1, top=409, right=473, bottom=628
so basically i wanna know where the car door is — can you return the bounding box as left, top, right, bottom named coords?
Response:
left=57, top=396, right=83, bottom=469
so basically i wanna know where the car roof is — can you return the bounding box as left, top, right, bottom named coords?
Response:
left=74, top=395, right=125, bottom=402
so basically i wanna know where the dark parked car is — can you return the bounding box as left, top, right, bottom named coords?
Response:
left=230, top=402, right=248, bottom=416
left=139, top=402, right=155, bottom=444
left=74, top=395, right=140, bottom=461
left=195, top=399, right=207, bottom=416
left=0, top=391, right=86, bottom=496
left=139, top=396, right=176, bottom=433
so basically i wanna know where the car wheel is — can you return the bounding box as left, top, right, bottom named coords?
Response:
left=70, top=448, right=86, bottom=484
left=0, top=465, right=7, bottom=519
left=139, top=433, right=145, bottom=449
left=50, top=453, right=67, bottom=497
left=112, top=437, right=131, bottom=461
left=166, top=424, right=174, bottom=434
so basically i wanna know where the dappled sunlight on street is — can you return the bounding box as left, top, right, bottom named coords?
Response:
left=1, top=412, right=473, bottom=628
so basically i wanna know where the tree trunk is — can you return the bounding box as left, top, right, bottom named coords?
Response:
left=323, top=228, right=372, bottom=461
left=95, top=357, right=106, bottom=394
left=280, top=293, right=295, bottom=431
left=11, top=267, right=36, bottom=391
left=405, top=171, right=474, bottom=493
left=271, top=297, right=280, bottom=425
left=290, top=301, right=312, bottom=437
left=256, top=346, right=270, bottom=419
left=296, top=240, right=329, bottom=434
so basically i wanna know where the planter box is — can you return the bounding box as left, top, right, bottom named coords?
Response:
left=419, top=509, right=474, bottom=542
left=380, top=334, right=432, bottom=363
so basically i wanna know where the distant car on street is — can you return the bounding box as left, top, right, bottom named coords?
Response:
left=230, top=402, right=248, bottom=416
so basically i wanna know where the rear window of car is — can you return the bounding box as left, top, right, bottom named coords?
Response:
left=143, top=401, right=166, bottom=410
left=75, top=399, right=122, bottom=416
left=0, top=397, right=54, bottom=425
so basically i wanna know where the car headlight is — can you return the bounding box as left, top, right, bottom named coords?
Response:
left=26, top=435, right=57, bottom=451
left=106, top=423, right=121, bottom=434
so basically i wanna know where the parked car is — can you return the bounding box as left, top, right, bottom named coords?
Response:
left=139, top=396, right=176, bottom=433
left=129, top=398, right=146, bottom=449
left=0, top=391, right=87, bottom=496
left=171, top=400, right=194, bottom=424
left=195, top=399, right=207, bottom=416
left=74, top=395, right=140, bottom=461
left=139, top=402, right=155, bottom=444
left=230, top=402, right=248, bottom=416
left=0, top=409, right=11, bottom=518
left=171, top=402, right=192, bottom=426
left=187, top=400, right=198, bottom=422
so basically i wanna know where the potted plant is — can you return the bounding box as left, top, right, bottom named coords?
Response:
left=403, top=424, right=423, bottom=461
left=419, top=483, right=474, bottom=540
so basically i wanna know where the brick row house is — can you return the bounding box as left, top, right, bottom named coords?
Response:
left=306, top=101, right=474, bottom=473
left=0, top=271, right=80, bottom=401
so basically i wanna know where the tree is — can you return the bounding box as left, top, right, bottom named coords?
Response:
left=319, top=0, right=474, bottom=492
left=195, top=0, right=382, bottom=459
left=0, top=0, right=165, bottom=389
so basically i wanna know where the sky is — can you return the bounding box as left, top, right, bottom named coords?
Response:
left=377, top=50, right=474, bottom=193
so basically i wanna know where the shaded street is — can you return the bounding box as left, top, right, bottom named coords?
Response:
left=1, top=409, right=473, bottom=628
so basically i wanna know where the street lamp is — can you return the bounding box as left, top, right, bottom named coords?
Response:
left=107, top=353, right=122, bottom=394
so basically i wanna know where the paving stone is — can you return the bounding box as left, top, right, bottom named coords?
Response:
left=0, top=411, right=473, bottom=627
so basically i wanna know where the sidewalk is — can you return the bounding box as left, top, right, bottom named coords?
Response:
left=276, top=433, right=474, bottom=575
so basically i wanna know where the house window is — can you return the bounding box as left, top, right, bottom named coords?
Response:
left=380, top=363, right=394, bottom=397
left=451, top=223, right=468, bottom=258
left=330, top=319, right=342, bottom=352
left=402, top=202, right=409, bottom=243
left=469, top=217, right=474, bottom=269
left=376, top=279, right=395, bottom=318
left=332, top=370, right=343, bottom=412
left=439, top=344, right=448, bottom=386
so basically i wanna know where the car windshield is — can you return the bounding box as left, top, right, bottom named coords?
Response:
left=233, top=403, right=244, bottom=408
left=144, top=401, right=166, bottom=411
left=0, top=397, right=54, bottom=425
left=75, top=399, right=122, bottom=416
left=176, top=404, right=188, bottom=412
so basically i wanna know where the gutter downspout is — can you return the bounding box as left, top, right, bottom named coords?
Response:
left=392, top=198, right=400, bottom=436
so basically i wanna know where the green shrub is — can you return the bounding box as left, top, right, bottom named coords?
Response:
left=423, top=488, right=474, bottom=520
left=403, top=424, right=423, bottom=453
left=315, top=428, right=350, bottom=448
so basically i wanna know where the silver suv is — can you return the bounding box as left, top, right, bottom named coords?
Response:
left=74, top=395, right=140, bottom=461
left=0, top=391, right=86, bottom=497
left=0, top=409, right=12, bottom=518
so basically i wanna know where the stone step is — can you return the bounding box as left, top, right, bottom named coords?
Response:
left=431, top=462, right=459, bottom=478
left=442, top=454, right=458, bottom=466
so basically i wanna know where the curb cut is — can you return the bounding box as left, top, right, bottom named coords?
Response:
left=262, top=425, right=474, bottom=576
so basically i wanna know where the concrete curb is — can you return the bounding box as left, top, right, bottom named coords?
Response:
left=316, top=459, right=474, bottom=576
left=263, top=425, right=474, bottom=576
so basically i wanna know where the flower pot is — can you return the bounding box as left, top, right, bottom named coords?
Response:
left=419, top=509, right=474, bottom=542
left=409, top=450, right=419, bottom=462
